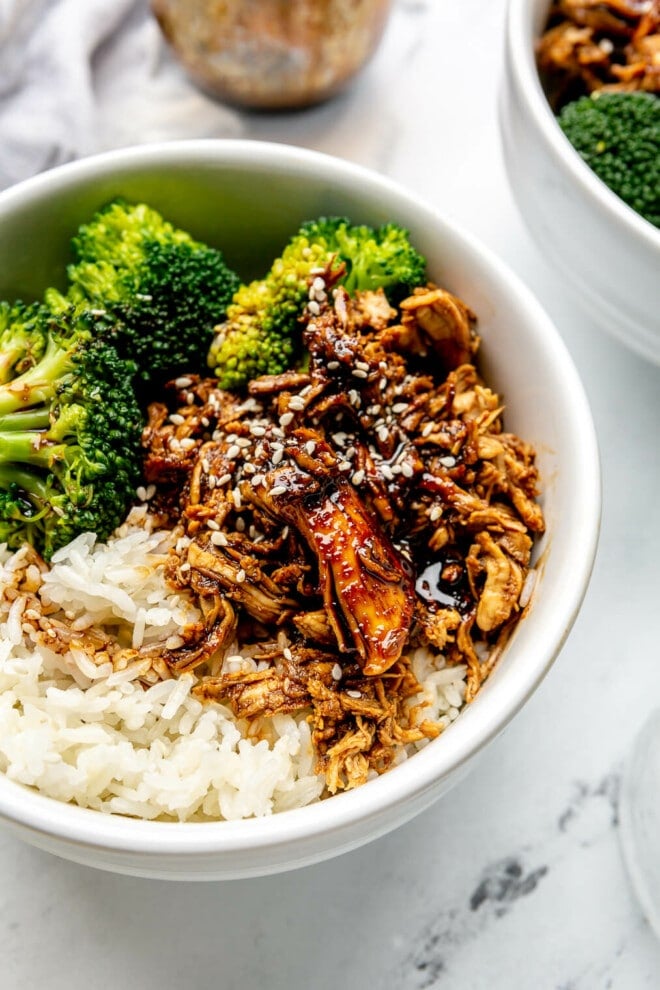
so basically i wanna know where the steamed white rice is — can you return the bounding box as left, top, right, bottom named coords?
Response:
left=0, top=508, right=467, bottom=821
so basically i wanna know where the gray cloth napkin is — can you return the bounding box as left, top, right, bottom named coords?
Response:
left=0, top=0, right=242, bottom=190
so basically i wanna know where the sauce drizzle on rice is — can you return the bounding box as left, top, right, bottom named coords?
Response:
left=0, top=506, right=467, bottom=820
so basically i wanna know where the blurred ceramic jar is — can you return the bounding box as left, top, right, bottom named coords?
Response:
left=151, top=0, right=393, bottom=110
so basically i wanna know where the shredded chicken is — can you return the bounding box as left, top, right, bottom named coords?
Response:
left=141, top=283, right=545, bottom=792
left=537, top=0, right=660, bottom=108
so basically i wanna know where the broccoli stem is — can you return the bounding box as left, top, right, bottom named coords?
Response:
left=0, top=409, right=51, bottom=431
left=0, top=432, right=68, bottom=469
left=0, top=464, right=51, bottom=518
left=0, top=340, right=72, bottom=417
left=0, top=345, right=30, bottom=386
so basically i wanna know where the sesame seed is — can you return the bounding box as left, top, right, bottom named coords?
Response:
left=422, top=423, right=434, bottom=437
left=186, top=393, right=195, bottom=405
left=381, top=464, right=394, bottom=481
left=251, top=473, right=264, bottom=486
left=169, top=413, right=185, bottom=425
left=236, top=569, right=247, bottom=583
left=305, top=440, right=317, bottom=456
left=236, top=437, right=252, bottom=448
left=283, top=646, right=293, bottom=661
left=312, top=277, right=326, bottom=292
left=355, top=360, right=369, bottom=372
left=299, top=384, right=313, bottom=396
left=270, top=485, right=287, bottom=496
left=251, top=425, right=266, bottom=436
left=352, top=469, right=365, bottom=485
left=207, top=519, right=220, bottom=530
left=348, top=390, right=361, bottom=406
left=179, top=561, right=191, bottom=573
left=136, top=486, right=147, bottom=501
left=233, top=488, right=242, bottom=508
left=327, top=360, right=340, bottom=370
left=236, top=517, right=245, bottom=532
left=282, top=526, right=289, bottom=538
left=377, top=426, right=389, bottom=443
left=217, top=472, right=232, bottom=486
left=331, top=663, right=342, bottom=681
left=175, top=376, right=193, bottom=388
left=308, top=300, right=320, bottom=315
left=288, top=396, right=306, bottom=411
left=352, top=368, right=368, bottom=379
left=179, top=438, right=196, bottom=450
left=338, top=461, right=352, bottom=472
left=272, top=448, right=284, bottom=465
left=201, top=416, right=210, bottom=428
left=346, top=689, right=362, bottom=699
left=243, top=463, right=256, bottom=475
left=429, top=505, right=443, bottom=521
left=226, top=444, right=241, bottom=460
left=211, top=531, right=228, bottom=546
left=379, top=377, right=388, bottom=390
left=392, top=402, right=408, bottom=414
left=279, top=412, right=294, bottom=427
left=440, top=455, right=456, bottom=467
left=401, top=462, right=414, bottom=478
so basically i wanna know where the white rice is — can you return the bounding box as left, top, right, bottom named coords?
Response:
left=0, top=511, right=467, bottom=821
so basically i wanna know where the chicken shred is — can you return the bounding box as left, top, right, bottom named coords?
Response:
left=142, top=284, right=545, bottom=792
left=537, top=0, right=660, bottom=109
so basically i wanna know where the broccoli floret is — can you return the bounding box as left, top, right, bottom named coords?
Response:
left=0, top=300, right=48, bottom=384
left=207, top=217, right=426, bottom=390
left=0, top=304, right=143, bottom=559
left=557, top=92, right=660, bottom=228
left=300, top=217, right=427, bottom=298
left=51, top=200, right=240, bottom=394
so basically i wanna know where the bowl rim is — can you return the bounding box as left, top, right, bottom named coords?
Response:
left=0, top=139, right=602, bottom=861
left=505, top=0, right=660, bottom=253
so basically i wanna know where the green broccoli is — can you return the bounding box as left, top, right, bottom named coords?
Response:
left=557, top=91, right=660, bottom=228
left=0, top=303, right=143, bottom=559
left=48, top=200, right=240, bottom=395
left=0, top=300, right=48, bottom=385
left=207, top=216, right=427, bottom=390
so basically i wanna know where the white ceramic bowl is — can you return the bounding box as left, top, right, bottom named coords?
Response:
left=0, top=140, right=600, bottom=880
left=500, top=0, right=660, bottom=365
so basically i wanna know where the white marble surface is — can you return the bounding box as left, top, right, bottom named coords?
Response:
left=2, top=1, right=660, bottom=987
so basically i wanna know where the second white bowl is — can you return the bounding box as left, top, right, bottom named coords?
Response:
left=499, top=0, right=660, bottom=364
